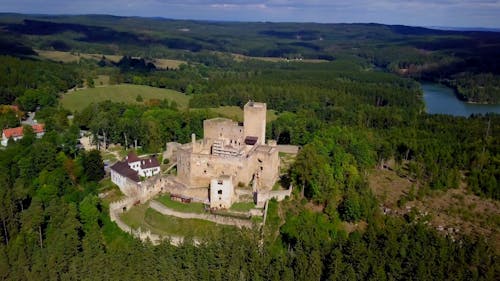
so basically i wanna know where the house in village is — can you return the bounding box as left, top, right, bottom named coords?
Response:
left=110, top=152, right=161, bottom=195
left=1, top=124, right=45, bottom=146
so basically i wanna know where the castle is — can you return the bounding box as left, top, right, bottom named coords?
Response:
left=175, top=101, right=280, bottom=209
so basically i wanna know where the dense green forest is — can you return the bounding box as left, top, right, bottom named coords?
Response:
left=1, top=99, right=498, bottom=280
left=1, top=13, right=500, bottom=103
left=0, top=14, right=499, bottom=280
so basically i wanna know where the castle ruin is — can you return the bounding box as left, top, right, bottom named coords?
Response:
left=175, top=101, right=280, bottom=208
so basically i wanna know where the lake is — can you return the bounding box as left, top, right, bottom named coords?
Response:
left=422, top=83, right=500, bottom=116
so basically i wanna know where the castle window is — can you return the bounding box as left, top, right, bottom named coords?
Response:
left=260, top=166, right=263, bottom=171
left=218, top=180, right=223, bottom=185
left=218, top=190, right=223, bottom=195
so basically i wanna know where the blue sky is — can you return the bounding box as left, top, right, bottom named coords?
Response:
left=1, top=0, right=500, bottom=28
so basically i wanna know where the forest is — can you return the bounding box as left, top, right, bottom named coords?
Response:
left=0, top=14, right=499, bottom=281
left=1, top=14, right=500, bottom=103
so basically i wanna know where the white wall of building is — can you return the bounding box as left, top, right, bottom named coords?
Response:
left=210, top=176, right=234, bottom=209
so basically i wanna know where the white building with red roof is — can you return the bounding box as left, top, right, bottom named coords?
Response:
left=110, top=152, right=161, bottom=195
left=1, top=124, right=45, bottom=146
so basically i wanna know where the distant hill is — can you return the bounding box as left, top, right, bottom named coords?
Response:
left=1, top=13, right=499, bottom=103
left=427, top=26, right=500, bottom=33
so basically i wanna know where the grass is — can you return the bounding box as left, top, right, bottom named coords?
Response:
left=101, top=151, right=118, bottom=163
left=191, top=106, right=279, bottom=123
left=120, top=205, right=234, bottom=238
left=100, top=146, right=129, bottom=163
left=36, top=49, right=123, bottom=63
left=230, top=202, right=256, bottom=212
left=144, top=208, right=234, bottom=237
left=98, top=178, right=126, bottom=207
left=152, top=58, right=185, bottom=69
left=231, top=53, right=330, bottom=63
left=120, top=204, right=149, bottom=229
left=36, top=50, right=186, bottom=69
left=60, top=84, right=190, bottom=112
left=94, top=75, right=110, bottom=86
left=156, top=194, right=206, bottom=214
left=263, top=200, right=281, bottom=236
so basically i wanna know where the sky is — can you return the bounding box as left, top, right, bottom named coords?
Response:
left=1, top=0, right=500, bottom=28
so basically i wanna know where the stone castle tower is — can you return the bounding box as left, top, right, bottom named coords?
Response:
left=244, top=101, right=266, bottom=145
left=175, top=100, right=279, bottom=193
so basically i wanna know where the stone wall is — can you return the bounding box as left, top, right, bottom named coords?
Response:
left=150, top=200, right=256, bottom=228
left=203, top=118, right=243, bottom=143
left=256, top=185, right=293, bottom=207
left=178, top=149, right=256, bottom=188
left=109, top=196, right=187, bottom=246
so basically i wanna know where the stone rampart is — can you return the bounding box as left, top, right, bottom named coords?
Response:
left=150, top=200, right=256, bottom=228
left=109, top=197, right=187, bottom=246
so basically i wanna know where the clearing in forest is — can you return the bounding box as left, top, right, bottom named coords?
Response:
left=36, top=49, right=123, bottom=63
left=369, top=167, right=500, bottom=252
left=36, top=49, right=185, bottom=69
left=60, top=84, right=190, bottom=112
left=230, top=53, right=330, bottom=63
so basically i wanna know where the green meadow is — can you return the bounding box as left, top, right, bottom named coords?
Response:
left=60, top=84, right=190, bottom=112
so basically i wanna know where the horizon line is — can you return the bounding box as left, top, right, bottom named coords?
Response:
left=1, top=12, right=500, bottom=31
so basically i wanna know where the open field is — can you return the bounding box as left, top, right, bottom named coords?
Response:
left=36, top=49, right=123, bottom=63
left=151, top=58, right=186, bottom=69
left=191, top=106, right=279, bottom=123
left=60, top=84, right=190, bottom=112
left=231, top=53, right=330, bottom=63
left=36, top=50, right=186, bottom=69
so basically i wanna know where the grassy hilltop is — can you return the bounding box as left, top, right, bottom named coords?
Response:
left=61, top=84, right=190, bottom=112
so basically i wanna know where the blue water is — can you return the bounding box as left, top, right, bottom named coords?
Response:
left=422, top=83, right=500, bottom=116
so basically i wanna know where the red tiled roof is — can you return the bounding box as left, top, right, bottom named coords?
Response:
left=126, top=152, right=141, bottom=163
left=32, top=124, right=45, bottom=134
left=2, top=124, right=45, bottom=139
left=3, top=127, right=23, bottom=138
left=110, top=161, right=140, bottom=182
